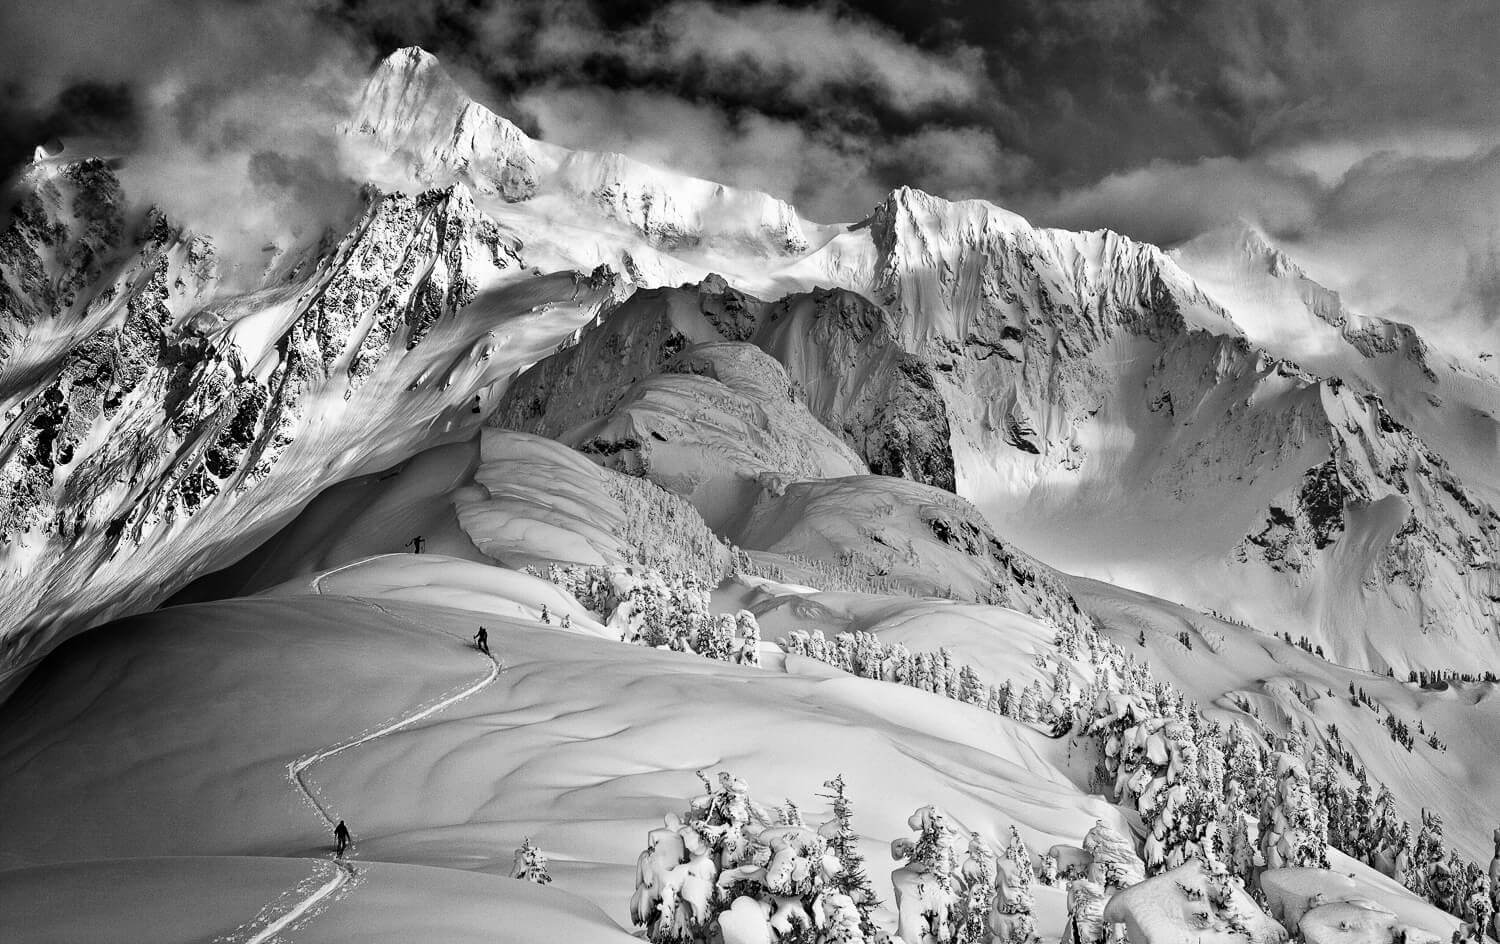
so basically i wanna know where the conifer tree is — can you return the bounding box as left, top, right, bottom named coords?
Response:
left=511, top=836, right=552, bottom=885
left=820, top=775, right=879, bottom=938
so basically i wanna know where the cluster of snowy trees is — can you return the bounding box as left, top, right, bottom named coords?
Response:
left=731, top=549, right=911, bottom=599
left=1409, top=669, right=1500, bottom=687
left=604, top=474, right=734, bottom=582
left=1057, top=618, right=1500, bottom=935
left=630, top=769, right=1147, bottom=944
left=1281, top=632, right=1326, bottom=660
left=630, top=770, right=880, bottom=944
left=780, top=630, right=1059, bottom=727
left=887, top=806, right=1064, bottom=944
left=529, top=540, right=1499, bottom=936
left=527, top=563, right=761, bottom=665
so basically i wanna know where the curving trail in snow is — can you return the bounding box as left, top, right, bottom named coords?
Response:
left=223, top=558, right=502, bottom=943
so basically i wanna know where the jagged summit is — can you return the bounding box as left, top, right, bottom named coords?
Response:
left=1173, top=221, right=1437, bottom=382
left=350, top=46, right=816, bottom=255
left=353, top=46, right=540, bottom=201
left=850, top=184, right=1242, bottom=352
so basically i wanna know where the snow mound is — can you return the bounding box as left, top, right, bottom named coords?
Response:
left=1101, top=859, right=1287, bottom=944
left=1261, top=855, right=1462, bottom=944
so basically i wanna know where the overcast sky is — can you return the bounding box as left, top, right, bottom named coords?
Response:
left=2, top=0, right=1497, bottom=346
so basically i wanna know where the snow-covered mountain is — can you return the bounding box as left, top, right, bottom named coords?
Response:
left=4, top=43, right=1500, bottom=944
left=0, top=152, right=616, bottom=688
left=4, top=41, right=1497, bottom=685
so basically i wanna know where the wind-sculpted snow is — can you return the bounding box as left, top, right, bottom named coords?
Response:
left=0, top=159, right=612, bottom=694
left=523, top=339, right=868, bottom=531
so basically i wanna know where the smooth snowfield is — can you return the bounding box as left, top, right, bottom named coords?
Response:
left=0, top=557, right=1127, bottom=940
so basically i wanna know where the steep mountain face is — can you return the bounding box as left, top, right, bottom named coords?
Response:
left=1172, top=223, right=1500, bottom=498
left=495, top=277, right=956, bottom=491
left=0, top=155, right=610, bottom=689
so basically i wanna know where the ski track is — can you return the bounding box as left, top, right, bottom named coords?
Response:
left=222, top=557, right=501, bottom=943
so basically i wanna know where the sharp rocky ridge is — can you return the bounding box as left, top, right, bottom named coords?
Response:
left=1, top=44, right=1497, bottom=687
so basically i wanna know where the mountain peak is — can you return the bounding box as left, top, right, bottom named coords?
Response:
left=351, top=47, right=539, bottom=201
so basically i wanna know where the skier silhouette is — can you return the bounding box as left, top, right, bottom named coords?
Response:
left=405, top=535, right=425, bottom=554
left=473, top=626, right=489, bottom=655
left=334, top=820, right=351, bottom=857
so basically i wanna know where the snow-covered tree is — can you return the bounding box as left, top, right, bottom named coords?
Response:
left=511, top=836, right=552, bottom=885
left=1063, top=879, right=1107, bottom=944
left=631, top=771, right=853, bottom=944
left=1082, top=821, right=1145, bottom=890
left=993, top=826, right=1038, bottom=944
left=819, top=775, right=879, bottom=938
left=891, top=806, right=960, bottom=944
left=958, top=832, right=998, bottom=944
left=735, top=610, right=762, bottom=666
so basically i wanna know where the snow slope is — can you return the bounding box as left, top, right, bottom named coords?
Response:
left=0, top=559, right=1126, bottom=939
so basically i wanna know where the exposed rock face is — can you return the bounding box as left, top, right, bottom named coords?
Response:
left=752, top=287, right=956, bottom=491
left=1240, top=381, right=1500, bottom=640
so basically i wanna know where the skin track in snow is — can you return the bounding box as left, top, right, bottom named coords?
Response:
left=224, top=566, right=503, bottom=944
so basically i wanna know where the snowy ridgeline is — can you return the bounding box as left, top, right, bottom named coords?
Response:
left=522, top=557, right=1499, bottom=943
